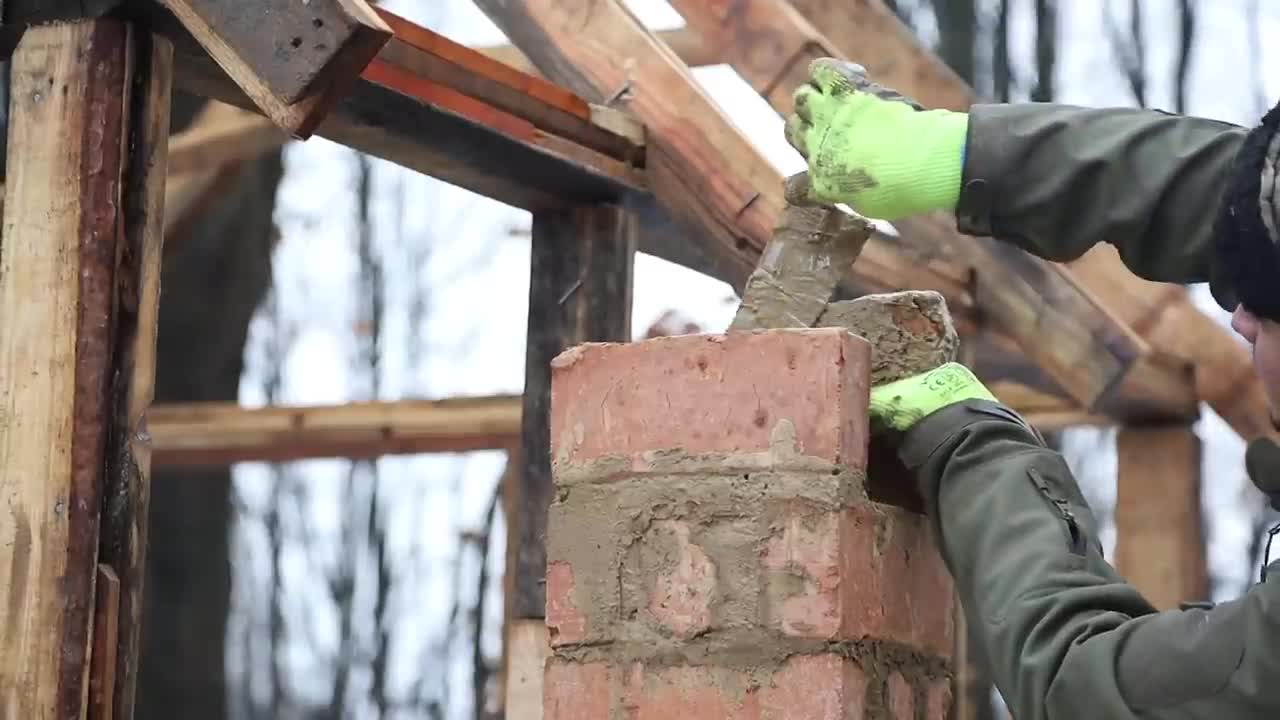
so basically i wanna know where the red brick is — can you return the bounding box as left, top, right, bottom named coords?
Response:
left=611, top=655, right=865, bottom=720
left=622, top=663, right=759, bottom=719
left=762, top=500, right=954, bottom=656
left=926, top=677, right=954, bottom=719
left=758, top=654, right=868, bottom=719
left=648, top=521, right=717, bottom=639
left=550, top=330, right=871, bottom=470
left=546, top=561, right=587, bottom=646
left=887, top=671, right=915, bottom=720
left=545, top=660, right=610, bottom=720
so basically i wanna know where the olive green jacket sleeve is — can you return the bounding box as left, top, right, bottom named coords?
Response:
left=899, top=400, right=1280, bottom=719
left=957, top=104, right=1246, bottom=290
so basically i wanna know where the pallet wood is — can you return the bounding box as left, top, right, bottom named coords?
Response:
left=94, top=28, right=173, bottom=719
left=153, top=0, right=392, bottom=135
left=504, top=619, right=551, bottom=720
left=148, top=395, right=522, bottom=466
left=0, top=19, right=134, bottom=718
left=667, top=0, right=1196, bottom=424
left=785, top=0, right=1260, bottom=437
left=515, top=205, right=636, bottom=619
left=1115, top=425, right=1209, bottom=610
left=164, top=6, right=646, bottom=210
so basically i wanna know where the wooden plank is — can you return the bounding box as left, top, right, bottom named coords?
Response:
left=149, top=395, right=524, bottom=466
left=785, top=0, right=1259, bottom=437
left=515, top=205, right=636, bottom=619
left=96, top=28, right=173, bottom=719
left=87, top=566, right=121, bottom=720
left=165, top=6, right=646, bottom=210
left=1115, top=425, right=1209, bottom=609
left=0, top=19, right=133, bottom=718
left=154, top=0, right=391, bottom=134
left=666, top=0, right=1196, bottom=423
left=504, top=619, right=550, bottom=720
left=476, top=27, right=719, bottom=75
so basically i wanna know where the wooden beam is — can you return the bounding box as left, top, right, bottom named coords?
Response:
left=0, top=19, right=134, bottom=718
left=164, top=6, right=647, bottom=211
left=148, top=395, right=523, bottom=466
left=153, top=0, right=392, bottom=136
left=475, top=27, right=718, bottom=75
left=143, top=379, right=1079, bottom=468
left=785, top=0, right=1262, bottom=438
left=516, top=205, right=636, bottom=619
left=95, top=28, right=173, bottom=719
left=664, top=0, right=1195, bottom=423
left=1115, top=425, right=1209, bottom=609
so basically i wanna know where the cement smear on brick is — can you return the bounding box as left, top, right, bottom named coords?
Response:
left=816, top=290, right=958, bottom=384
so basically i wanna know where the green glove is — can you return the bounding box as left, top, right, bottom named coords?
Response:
left=869, top=363, right=997, bottom=432
left=784, top=58, right=968, bottom=220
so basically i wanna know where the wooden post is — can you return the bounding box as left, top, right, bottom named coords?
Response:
left=507, top=205, right=635, bottom=719
left=0, top=19, right=171, bottom=719
left=1115, top=425, right=1209, bottom=610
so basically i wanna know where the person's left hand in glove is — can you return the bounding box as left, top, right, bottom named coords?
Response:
left=868, top=362, right=998, bottom=433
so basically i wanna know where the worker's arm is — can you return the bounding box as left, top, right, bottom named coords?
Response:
left=958, top=103, right=1245, bottom=285
left=785, top=59, right=1249, bottom=289
left=897, top=398, right=1280, bottom=719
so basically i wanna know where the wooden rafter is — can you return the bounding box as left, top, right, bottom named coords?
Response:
left=473, top=0, right=1195, bottom=425
left=158, top=6, right=647, bottom=211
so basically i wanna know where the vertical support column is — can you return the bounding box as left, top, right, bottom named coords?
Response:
left=545, top=328, right=954, bottom=719
left=0, top=19, right=130, bottom=718
left=0, top=20, right=171, bottom=719
left=507, top=205, right=635, bottom=719
left=1115, top=425, right=1208, bottom=609
left=97, top=28, right=174, bottom=720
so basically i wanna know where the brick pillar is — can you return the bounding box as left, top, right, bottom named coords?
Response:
left=545, top=327, right=954, bottom=719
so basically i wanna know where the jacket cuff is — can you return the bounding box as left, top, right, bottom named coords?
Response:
left=954, top=104, right=1006, bottom=238
left=897, top=398, right=1045, bottom=472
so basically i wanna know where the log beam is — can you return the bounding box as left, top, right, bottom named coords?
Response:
left=0, top=19, right=168, bottom=718
left=664, top=0, right=1195, bottom=423
left=1116, top=425, right=1210, bottom=609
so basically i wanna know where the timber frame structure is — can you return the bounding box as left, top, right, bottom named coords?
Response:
left=0, top=0, right=1256, bottom=717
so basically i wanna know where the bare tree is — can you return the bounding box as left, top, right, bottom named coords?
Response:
left=1032, top=0, right=1057, bottom=102
left=1174, top=0, right=1196, bottom=114
left=1106, top=0, right=1148, bottom=107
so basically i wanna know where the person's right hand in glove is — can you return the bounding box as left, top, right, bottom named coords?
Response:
left=785, top=58, right=969, bottom=221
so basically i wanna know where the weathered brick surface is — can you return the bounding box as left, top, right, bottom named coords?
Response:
left=887, top=671, right=915, bottom=719
left=545, top=327, right=957, bottom=719
left=550, top=329, right=871, bottom=471
left=545, top=655, right=868, bottom=720
left=926, top=677, right=954, bottom=719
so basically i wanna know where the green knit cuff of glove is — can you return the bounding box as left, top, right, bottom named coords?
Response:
left=806, top=101, right=969, bottom=221
left=868, top=362, right=996, bottom=432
